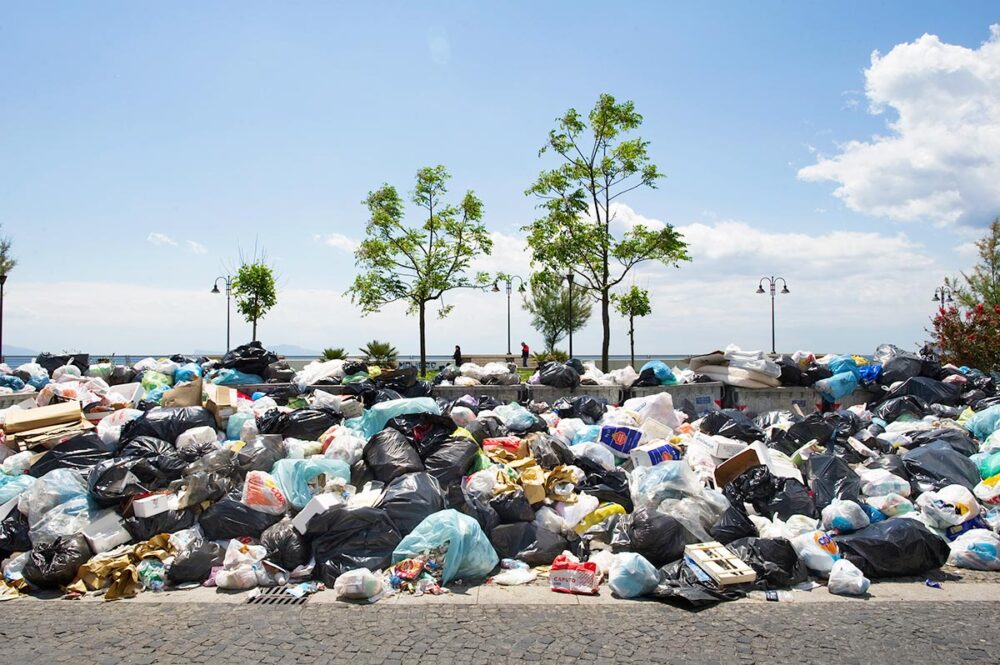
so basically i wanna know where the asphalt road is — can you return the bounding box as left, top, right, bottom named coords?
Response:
left=1, top=601, right=996, bottom=664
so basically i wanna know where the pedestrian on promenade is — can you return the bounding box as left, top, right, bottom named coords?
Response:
left=453, top=345, right=463, bottom=366
left=520, top=341, right=530, bottom=367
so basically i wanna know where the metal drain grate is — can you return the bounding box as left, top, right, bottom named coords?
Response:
left=245, top=586, right=308, bottom=606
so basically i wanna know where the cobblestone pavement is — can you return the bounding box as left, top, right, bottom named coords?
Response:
left=1, top=600, right=996, bottom=664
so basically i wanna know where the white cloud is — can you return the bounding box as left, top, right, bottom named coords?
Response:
left=799, top=26, right=1000, bottom=227
left=315, top=233, right=358, bottom=253
left=146, top=232, right=177, bottom=246
left=187, top=240, right=207, bottom=255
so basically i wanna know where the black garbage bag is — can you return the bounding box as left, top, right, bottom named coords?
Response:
left=375, top=366, right=418, bottom=392
left=883, top=377, right=960, bottom=407
left=776, top=358, right=806, bottom=387
left=108, top=365, right=137, bottom=386
left=171, top=471, right=233, bottom=509
left=120, top=407, right=216, bottom=445
left=490, top=522, right=569, bottom=566
left=932, top=403, right=967, bottom=419
left=341, top=360, right=367, bottom=376
left=727, top=537, right=808, bottom=589
left=710, top=505, right=758, bottom=545
left=30, top=433, right=117, bottom=477
left=754, top=410, right=798, bottom=430
left=786, top=413, right=836, bottom=447
left=631, top=367, right=661, bottom=388
left=373, top=388, right=403, bottom=404
left=573, top=455, right=634, bottom=512
left=0, top=512, right=31, bottom=557
left=178, top=440, right=222, bottom=464
left=124, top=508, right=197, bottom=541
left=220, top=341, right=277, bottom=377
left=880, top=355, right=924, bottom=385
left=723, top=466, right=779, bottom=515
left=526, top=433, right=574, bottom=470
left=403, top=381, right=434, bottom=398
left=538, top=362, right=580, bottom=389
left=834, top=519, right=950, bottom=578
left=234, top=435, right=286, bottom=475
left=552, top=396, right=606, bottom=424
left=386, top=413, right=456, bottom=458
left=88, top=457, right=169, bottom=507
left=376, top=472, right=446, bottom=536
left=806, top=454, right=860, bottom=510
left=873, top=395, right=929, bottom=422
left=308, top=506, right=402, bottom=585
left=184, top=448, right=238, bottom=478
left=766, top=477, right=817, bottom=519
left=610, top=508, right=698, bottom=568
left=199, top=496, right=282, bottom=540
left=422, top=437, right=479, bottom=489
left=168, top=539, right=222, bottom=584
left=803, top=364, right=833, bottom=385
left=257, top=407, right=340, bottom=441
left=263, top=361, right=295, bottom=383
left=908, top=428, right=979, bottom=457
left=463, top=416, right=507, bottom=445
left=646, top=559, right=743, bottom=608
left=700, top=410, right=764, bottom=443
left=23, top=534, right=93, bottom=589
left=865, top=453, right=910, bottom=479
left=902, top=441, right=980, bottom=492
left=120, top=436, right=187, bottom=480
left=362, top=429, right=423, bottom=483
left=489, top=490, right=535, bottom=523
left=36, top=352, right=90, bottom=376
left=339, top=380, right=378, bottom=408
left=260, top=519, right=309, bottom=571
left=449, top=485, right=500, bottom=536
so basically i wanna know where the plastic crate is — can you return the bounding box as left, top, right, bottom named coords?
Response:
left=0, top=393, right=31, bottom=409
left=525, top=384, right=623, bottom=406
left=431, top=384, right=524, bottom=403
left=727, top=386, right=821, bottom=414
left=628, top=382, right=724, bottom=415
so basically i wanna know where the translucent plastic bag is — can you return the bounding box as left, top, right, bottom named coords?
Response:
left=821, top=499, right=871, bottom=534
left=333, top=567, right=384, bottom=599
left=608, top=552, right=660, bottom=598
left=320, top=425, right=367, bottom=465
left=0, top=474, right=35, bottom=504
left=570, top=442, right=616, bottom=471
left=176, top=426, right=219, bottom=451
left=391, top=509, right=499, bottom=583
left=630, top=461, right=703, bottom=512
left=966, top=405, right=1000, bottom=441
left=916, top=484, right=981, bottom=528
left=494, top=403, right=536, bottom=431
left=865, top=493, right=914, bottom=517
left=293, top=359, right=345, bottom=392
left=948, top=528, right=1000, bottom=570
left=827, top=558, right=870, bottom=596
left=858, top=468, right=911, bottom=498
left=271, top=458, right=351, bottom=509
left=792, top=530, right=840, bottom=577
left=1, top=451, right=32, bottom=476
left=974, top=475, right=1000, bottom=506
left=29, top=497, right=105, bottom=547
left=21, top=469, right=89, bottom=526
left=355, top=398, right=441, bottom=438
left=241, top=471, right=289, bottom=515
left=97, top=408, right=143, bottom=446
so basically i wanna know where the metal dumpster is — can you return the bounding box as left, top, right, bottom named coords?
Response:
left=0, top=392, right=32, bottom=409
left=628, top=382, right=724, bottom=416
left=431, top=384, right=524, bottom=403
left=727, top=386, right=821, bottom=414
left=525, top=384, right=623, bottom=405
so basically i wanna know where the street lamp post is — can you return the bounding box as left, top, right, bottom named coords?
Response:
left=567, top=272, right=575, bottom=359
left=756, top=276, right=789, bottom=355
left=211, top=275, right=233, bottom=354
left=492, top=275, right=526, bottom=356
left=932, top=285, right=955, bottom=310
left=0, top=273, right=6, bottom=363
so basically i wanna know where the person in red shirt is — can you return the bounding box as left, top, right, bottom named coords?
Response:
left=520, top=341, right=530, bottom=367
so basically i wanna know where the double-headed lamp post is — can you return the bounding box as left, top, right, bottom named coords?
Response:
left=932, top=285, right=954, bottom=310
left=756, top=276, right=789, bottom=355
left=492, top=275, right=526, bottom=356
left=0, top=273, right=7, bottom=363
left=566, top=272, right=575, bottom=359
left=211, top=275, right=233, bottom=354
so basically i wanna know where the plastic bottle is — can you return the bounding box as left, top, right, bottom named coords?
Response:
left=748, top=590, right=794, bottom=602
left=501, top=558, right=529, bottom=570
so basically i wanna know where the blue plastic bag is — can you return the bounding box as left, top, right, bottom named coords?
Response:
left=967, top=405, right=1000, bottom=441
left=814, top=372, right=859, bottom=402
left=826, top=356, right=860, bottom=379
left=858, top=364, right=882, bottom=383
left=226, top=412, right=255, bottom=440
left=640, top=360, right=677, bottom=385
left=0, top=474, right=35, bottom=504
left=174, top=362, right=203, bottom=383
left=572, top=425, right=602, bottom=445
left=270, top=458, right=351, bottom=509
left=352, top=398, right=441, bottom=439
left=0, top=375, right=24, bottom=391
left=608, top=552, right=660, bottom=598
left=494, top=403, right=536, bottom=431
left=392, top=509, right=499, bottom=583
left=212, top=368, right=264, bottom=386
left=146, top=385, right=170, bottom=405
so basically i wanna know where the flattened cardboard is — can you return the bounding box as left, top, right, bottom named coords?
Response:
left=162, top=378, right=203, bottom=408
left=3, top=401, right=83, bottom=434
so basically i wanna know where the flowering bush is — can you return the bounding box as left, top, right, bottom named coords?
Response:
left=931, top=303, right=1000, bottom=370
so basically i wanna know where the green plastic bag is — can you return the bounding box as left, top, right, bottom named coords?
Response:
left=141, top=371, right=173, bottom=393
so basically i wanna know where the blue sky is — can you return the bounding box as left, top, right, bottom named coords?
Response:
left=2, top=2, right=1000, bottom=357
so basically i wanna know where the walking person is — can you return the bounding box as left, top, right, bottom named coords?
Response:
left=453, top=345, right=463, bottom=367
left=520, top=341, right=530, bottom=368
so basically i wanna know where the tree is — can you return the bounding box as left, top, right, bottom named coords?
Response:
left=321, top=347, right=347, bottom=361
left=0, top=227, right=14, bottom=277
left=954, top=218, right=1000, bottom=308
left=349, top=165, right=492, bottom=376
left=360, top=340, right=399, bottom=368
left=614, top=285, right=651, bottom=368
left=931, top=303, right=1000, bottom=371
left=524, top=93, right=690, bottom=371
left=521, top=276, right=592, bottom=351
left=232, top=258, right=277, bottom=342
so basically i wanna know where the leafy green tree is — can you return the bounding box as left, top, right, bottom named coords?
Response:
left=954, top=218, right=1000, bottom=308
left=521, top=276, right=592, bottom=352
left=614, top=285, right=651, bottom=368
left=523, top=93, right=690, bottom=371
left=349, top=165, right=492, bottom=376
left=0, top=226, right=14, bottom=277
left=232, top=259, right=277, bottom=342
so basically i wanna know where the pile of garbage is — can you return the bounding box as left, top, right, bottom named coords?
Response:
left=0, top=340, right=999, bottom=607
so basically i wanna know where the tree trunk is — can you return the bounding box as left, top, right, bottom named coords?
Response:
left=419, top=301, right=427, bottom=378
left=629, top=315, right=635, bottom=369
left=252, top=318, right=257, bottom=342
left=601, top=288, right=611, bottom=372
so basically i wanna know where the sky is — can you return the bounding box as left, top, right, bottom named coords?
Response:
left=2, top=1, right=1000, bottom=357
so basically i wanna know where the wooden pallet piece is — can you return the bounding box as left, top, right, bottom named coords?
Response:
left=684, top=541, right=756, bottom=586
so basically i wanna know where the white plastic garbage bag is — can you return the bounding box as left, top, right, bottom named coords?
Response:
left=792, top=531, right=840, bottom=577
left=608, top=552, right=660, bottom=598
left=333, top=568, right=384, bottom=599
left=821, top=499, right=870, bottom=534
left=948, top=529, right=1000, bottom=571
left=827, top=558, right=870, bottom=596
left=858, top=468, right=911, bottom=498
left=916, top=485, right=981, bottom=528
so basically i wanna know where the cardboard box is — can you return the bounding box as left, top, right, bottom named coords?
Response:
left=162, top=378, right=202, bottom=408
left=689, top=433, right=748, bottom=461
left=292, top=493, right=347, bottom=534
left=82, top=511, right=133, bottom=554
left=713, top=447, right=763, bottom=489
left=598, top=426, right=643, bottom=458
left=3, top=401, right=83, bottom=434
left=6, top=419, right=94, bottom=452
left=629, top=441, right=683, bottom=468
left=203, top=383, right=237, bottom=428
left=133, top=493, right=174, bottom=518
